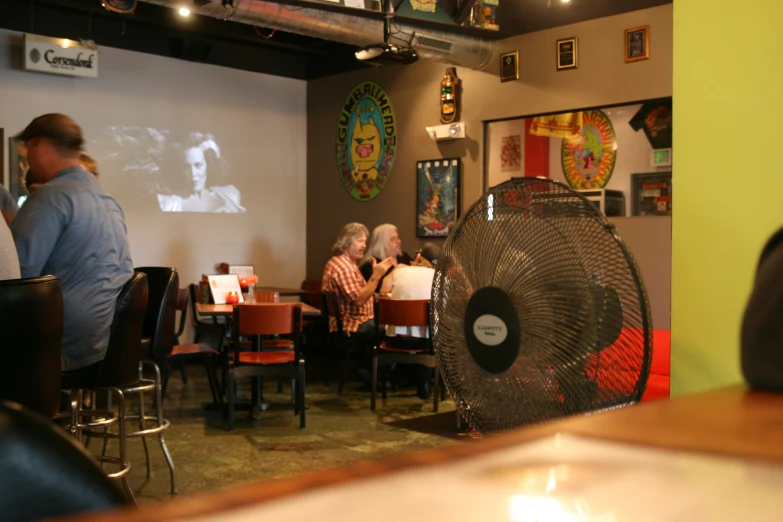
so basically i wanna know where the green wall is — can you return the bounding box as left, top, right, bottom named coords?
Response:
left=672, top=2, right=783, bottom=394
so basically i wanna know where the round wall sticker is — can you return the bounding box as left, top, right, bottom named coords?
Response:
left=561, top=109, right=617, bottom=190
left=335, top=81, right=397, bottom=201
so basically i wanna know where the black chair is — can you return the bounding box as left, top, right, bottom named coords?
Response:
left=0, top=275, right=63, bottom=418
left=167, top=286, right=223, bottom=405
left=0, top=400, right=130, bottom=520
left=61, top=272, right=148, bottom=503
left=323, top=291, right=376, bottom=396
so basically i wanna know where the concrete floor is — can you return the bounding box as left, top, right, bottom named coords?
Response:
left=110, top=360, right=466, bottom=505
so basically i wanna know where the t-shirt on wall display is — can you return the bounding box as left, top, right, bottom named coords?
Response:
left=96, top=127, right=245, bottom=213
left=485, top=98, right=673, bottom=217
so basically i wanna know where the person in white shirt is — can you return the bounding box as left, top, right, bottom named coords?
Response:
left=387, top=243, right=441, bottom=338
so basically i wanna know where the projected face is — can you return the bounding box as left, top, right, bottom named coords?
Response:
left=97, top=126, right=246, bottom=214
left=184, top=146, right=207, bottom=193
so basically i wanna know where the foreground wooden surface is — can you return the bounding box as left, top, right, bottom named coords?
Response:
left=57, top=385, right=783, bottom=522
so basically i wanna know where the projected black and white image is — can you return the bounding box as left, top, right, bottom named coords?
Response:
left=98, top=127, right=246, bottom=213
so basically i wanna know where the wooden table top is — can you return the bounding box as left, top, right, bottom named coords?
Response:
left=197, top=302, right=320, bottom=317
left=255, top=286, right=321, bottom=296
left=57, top=384, right=783, bottom=522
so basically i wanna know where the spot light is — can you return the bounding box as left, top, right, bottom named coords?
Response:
left=179, top=7, right=191, bottom=16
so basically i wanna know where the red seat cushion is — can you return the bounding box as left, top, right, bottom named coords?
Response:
left=238, top=351, right=295, bottom=365
left=585, top=328, right=670, bottom=401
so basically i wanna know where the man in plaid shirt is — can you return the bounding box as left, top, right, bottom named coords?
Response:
left=323, top=223, right=395, bottom=336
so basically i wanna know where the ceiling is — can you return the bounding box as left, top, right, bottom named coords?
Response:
left=0, top=0, right=671, bottom=80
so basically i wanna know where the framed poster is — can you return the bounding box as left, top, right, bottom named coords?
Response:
left=417, top=158, right=460, bottom=238
left=631, top=172, right=672, bottom=216
left=625, top=25, right=650, bottom=63
left=8, top=138, right=30, bottom=204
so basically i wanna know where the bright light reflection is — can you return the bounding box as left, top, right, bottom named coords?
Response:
left=179, top=7, right=191, bottom=16
left=488, top=193, right=494, bottom=221
left=510, top=495, right=581, bottom=522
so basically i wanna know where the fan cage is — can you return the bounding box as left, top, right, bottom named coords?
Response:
left=431, top=178, right=652, bottom=435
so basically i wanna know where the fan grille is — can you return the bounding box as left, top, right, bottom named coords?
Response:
left=432, top=178, right=652, bottom=435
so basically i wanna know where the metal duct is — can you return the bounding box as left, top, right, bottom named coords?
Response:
left=140, top=0, right=497, bottom=70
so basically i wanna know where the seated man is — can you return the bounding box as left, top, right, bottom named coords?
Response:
left=322, top=222, right=394, bottom=336
left=11, top=113, right=133, bottom=370
left=359, top=224, right=412, bottom=294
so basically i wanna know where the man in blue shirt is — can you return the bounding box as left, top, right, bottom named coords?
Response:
left=11, top=113, right=134, bottom=370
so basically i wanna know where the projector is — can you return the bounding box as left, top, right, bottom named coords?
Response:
left=355, top=43, right=419, bottom=67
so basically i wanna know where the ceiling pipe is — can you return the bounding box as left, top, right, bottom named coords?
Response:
left=139, top=0, right=497, bottom=70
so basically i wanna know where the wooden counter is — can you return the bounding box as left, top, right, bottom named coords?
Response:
left=59, top=385, right=783, bottom=522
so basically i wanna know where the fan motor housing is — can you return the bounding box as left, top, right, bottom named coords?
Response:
left=464, top=286, right=521, bottom=374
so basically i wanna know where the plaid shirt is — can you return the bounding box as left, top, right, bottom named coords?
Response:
left=322, top=253, right=373, bottom=333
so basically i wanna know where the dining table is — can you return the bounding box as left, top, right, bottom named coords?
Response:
left=196, top=301, right=321, bottom=318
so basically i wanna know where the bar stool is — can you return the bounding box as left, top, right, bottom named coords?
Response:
left=61, top=272, right=148, bottom=503
left=91, top=266, right=178, bottom=495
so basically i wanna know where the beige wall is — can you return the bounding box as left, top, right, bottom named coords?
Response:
left=307, top=4, right=672, bottom=279
left=0, top=29, right=308, bottom=342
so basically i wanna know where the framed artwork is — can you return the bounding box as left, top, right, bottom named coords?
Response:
left=625, top=25, right=650, bottom=63
left=500, top=50, right=519, bottom=82
left=500, top=135, right=521, bottom=173
left=556, top=37, right=578, bottom=70
left=8, top=138, right=30, bottom=203
left=631, top=172, right=672, bottom=216
left=417, top=158, right=460, bottom=238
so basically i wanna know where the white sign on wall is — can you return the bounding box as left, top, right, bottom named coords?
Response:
left=23, top=34, right=98, bottom=78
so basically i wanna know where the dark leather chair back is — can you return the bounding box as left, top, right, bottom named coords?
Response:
left=94, top=272, right=148, bottom=388
left=0, top=400, right=129, bottom=519
left=135, top=267, right=179, bottom=360
left=0, top=275, right=63, bottom=418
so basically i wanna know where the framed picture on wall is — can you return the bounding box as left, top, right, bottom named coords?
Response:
left=625, top=25, right=650, bottom=63
left=556, top=37, right=578, bottom=70
left=631, top=172, right=672, bottom=216
left=417, top=158, right=460, bottom=238
left=8, top=138, right=30, bottom=204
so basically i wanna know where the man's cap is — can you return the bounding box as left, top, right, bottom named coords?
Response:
left=419, top=243, right=442, bottom=267
left=14, top=113, right=84, bottom=148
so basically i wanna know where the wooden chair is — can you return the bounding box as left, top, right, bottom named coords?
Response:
left=371, top=299, right=443, bottom=412
left=227, top=304, right=306, bottom=431
left=166, top=286, right=223, bottom=405
left=323, top=292, right=375, bottom=395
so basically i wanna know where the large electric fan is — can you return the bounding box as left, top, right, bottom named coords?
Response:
left=432, top=178, right=652, bottom=435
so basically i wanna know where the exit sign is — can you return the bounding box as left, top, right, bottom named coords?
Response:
left=652, top=148, right=672, bottom=167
